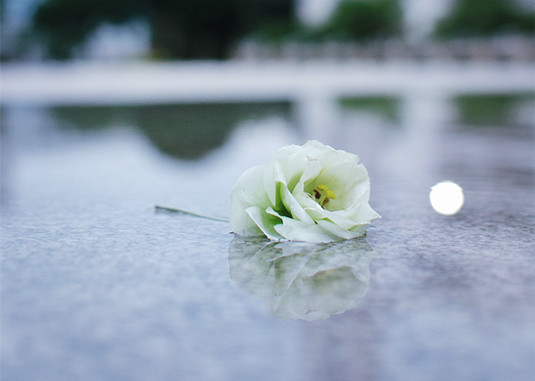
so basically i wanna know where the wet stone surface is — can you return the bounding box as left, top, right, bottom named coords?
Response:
left=1, top=96, right=534, bottom=381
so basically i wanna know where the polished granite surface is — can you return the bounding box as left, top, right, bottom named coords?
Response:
left=1, top=92, right=534, bottom=381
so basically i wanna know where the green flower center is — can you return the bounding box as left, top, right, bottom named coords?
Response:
left=312, top=184, right=336, bottom=207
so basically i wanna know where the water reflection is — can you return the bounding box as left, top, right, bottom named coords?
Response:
left=229, top=236, right=374, bottom=321
left=41, top=92, right=533, bottom=167
left=50, top=102, right=293, bottom=159
left=454, top=93, right=535, bottom=128
left=339, top=96, right=401, bottom=124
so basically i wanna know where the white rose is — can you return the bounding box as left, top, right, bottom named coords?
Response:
left=230, top=140, right=380, bottom=242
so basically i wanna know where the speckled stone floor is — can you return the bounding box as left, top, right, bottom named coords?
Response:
left=2, top=93, right=534, bottom=381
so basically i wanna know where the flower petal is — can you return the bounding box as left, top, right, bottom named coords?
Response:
left=263, top=144, right=304, bottom=205
left=280, top=182, right=314, bottom=224
left=316, top=220, right=367, bottom=240
left=230, top=165, right=269, bottom=236
left=267, top=208, right=337, bottom=242
left=246, top=206, right=282, bottom=241
left=264, top=161, right=287, bottom=206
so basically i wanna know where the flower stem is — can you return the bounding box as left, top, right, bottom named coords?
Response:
left=154, top=205, right=229, bottom=223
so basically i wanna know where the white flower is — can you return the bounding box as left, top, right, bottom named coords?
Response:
left=230, top=140, right=380, bottom=242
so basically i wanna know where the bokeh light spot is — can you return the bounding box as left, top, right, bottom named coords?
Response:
left=429, top=181, right=464, bottom=215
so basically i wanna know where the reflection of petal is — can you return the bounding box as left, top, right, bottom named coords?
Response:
left=229, top=236, right=374, bottom=321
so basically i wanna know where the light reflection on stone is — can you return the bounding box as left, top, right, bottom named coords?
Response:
left=228, top=236, right=374, bottom=321
left=429, top=181, right=465, bottom=215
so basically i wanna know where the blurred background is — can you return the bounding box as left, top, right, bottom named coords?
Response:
left=1, top=2, right=535, bottom=381
left=1, top=0, right=534, bottom=160
left=1, top=0, right=535, bottom=61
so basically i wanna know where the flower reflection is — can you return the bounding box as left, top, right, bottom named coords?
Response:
left=228, top=237, right=374, bottom=321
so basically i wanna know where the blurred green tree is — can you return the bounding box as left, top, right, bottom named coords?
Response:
left=31, top=0, right=295, bottom=60
left=434, top=0, right=535, bottom=38
left=305, top=0, right=402, bottom=41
